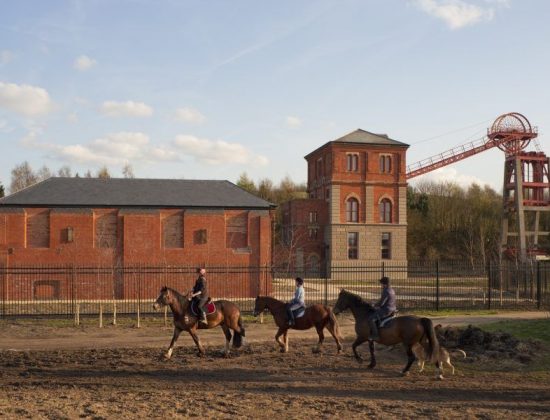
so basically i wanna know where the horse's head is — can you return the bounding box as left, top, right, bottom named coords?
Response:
left=253, top=296, right=266, bottom=317
left=153, top=286, right=172, bottom=310
left=333, top=289, right=350, bottom=315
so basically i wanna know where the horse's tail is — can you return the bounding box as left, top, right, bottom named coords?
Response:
left=232, top=314, right=245, bottom=348
left=420, top=317, right=440, bottom=362
left=327, top=306, right=342, bottom=340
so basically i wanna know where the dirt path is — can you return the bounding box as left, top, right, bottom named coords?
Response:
left=1, top=312, right=549, bottom=419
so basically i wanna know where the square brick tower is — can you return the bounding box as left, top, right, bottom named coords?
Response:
left=279, top=129, right=409, bottom=273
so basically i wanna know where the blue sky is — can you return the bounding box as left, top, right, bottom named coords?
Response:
left=1, top=0, right=549, bottom=192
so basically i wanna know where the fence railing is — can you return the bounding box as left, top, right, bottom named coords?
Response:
left=0, top=261, right=549, bottom=318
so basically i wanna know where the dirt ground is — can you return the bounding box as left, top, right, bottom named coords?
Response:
left=1, top=312, right=549, bottom=419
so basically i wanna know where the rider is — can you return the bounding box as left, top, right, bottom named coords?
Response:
left=368, top=276, right=397, bottom=341
left=286, top=277, right=305, bottom=326
left=191, top=267, right=209, bottom=325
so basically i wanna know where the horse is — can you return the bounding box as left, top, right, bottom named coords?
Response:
left=333, top=289, right=442, bottom=378
left=153, top=286, right=245, bottom=359
left=253, top=296, right=343, bottom=354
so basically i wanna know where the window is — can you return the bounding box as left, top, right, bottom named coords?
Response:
left=309, top=228, right=318, bottom=240
left=316, top=158, right=323, bottom=178
left=346, top=198, right=359, bottom=223
left=346, top=153, right=359, bottom=172
left=194, top=229, right=208, bottom=245
left=163, top=212, right=184, bottom=248
left=379, top=199, right=392, bottom=223
left=380, top=154, right=392, bottom=173
left=226, top=212, right=248, bottom=248
left=348, top=232, right=358, bottom=259
left=381, top=232, right=391, bottom=259
left=309, top=211, right=318, bottom=223
left=95, top=212, right=117, bottom=248
left=27, top=210, right=50, bottom=248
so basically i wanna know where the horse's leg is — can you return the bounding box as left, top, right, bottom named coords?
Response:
left=435, top=361, right=443, bottom=380
left=275, top=326, right=287, bottom=352
left=367, top=339, right=376, bottom=369
left=188, top=326, right=206, bottom=357
left=402, top=345, right=415, bottom=376
left=312, top=324, right=325, bottom=354
left=284, top=330, right=289, bottom=353
left=165, top=327, right=182, bottom=359
left=351, top=336, right=369, bottom=363
left=418, top=359, right=425, bottom=372
left=325, top=320, right=343, bottom=354
left=220, top=324, right=232, bottom=357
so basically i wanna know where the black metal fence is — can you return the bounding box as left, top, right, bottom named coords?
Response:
left=1, top=261, right=549, bottom=319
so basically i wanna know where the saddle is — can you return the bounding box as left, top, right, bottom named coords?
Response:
left=190, top=298, right=217, bottom=317
left=377, top=310, right=398, bottom=328
left=291, top=307, right=306, bottom=319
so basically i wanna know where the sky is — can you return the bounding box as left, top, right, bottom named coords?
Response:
left=1, top=0, right=549, bottom=193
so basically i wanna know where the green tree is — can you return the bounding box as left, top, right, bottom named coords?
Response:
left=96, top=166, right=111, bottom=179
left=236, top=172, right=257, bottom=194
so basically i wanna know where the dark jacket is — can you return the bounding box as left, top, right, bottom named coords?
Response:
left=193, top=275, right=208, bottom=299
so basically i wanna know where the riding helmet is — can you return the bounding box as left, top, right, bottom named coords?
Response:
left=379, top=276, right=390, bottom=285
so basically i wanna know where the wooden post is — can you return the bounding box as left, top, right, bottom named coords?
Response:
left=259, top=312, right=264, bottom=324
left=113, top=302, right=117, bottom=326
left=99, top=303, right=103, bottom=328
left=137, top=300, right=141, bottom=328
left=75, top=303, right=80, bottom=326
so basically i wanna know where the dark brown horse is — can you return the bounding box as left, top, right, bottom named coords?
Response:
left=153, top=286, right=245, bottom=358
left=253, top=296, right=342, bottom=353
left=333, top=289, right=442, bottom=378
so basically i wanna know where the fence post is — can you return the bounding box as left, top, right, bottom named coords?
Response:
left=487, top=260, right=492, bottom=310
left=113, top=302, right=117, bottom=326
left=99, top=303, right=103, bottom=328
left=324, top=268, right=328, bottom=306
left=537, top=261, right=542, bottom=310
left=136, top=266, right=141, bottom=328
left=382, top=261, right=385, bottom=278
left=435, top=260, right=440, bottom=311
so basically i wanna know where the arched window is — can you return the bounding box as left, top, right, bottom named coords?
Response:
left=346, top=197, right=359, bottom=222
left=379, top=198, right=392, bottom=223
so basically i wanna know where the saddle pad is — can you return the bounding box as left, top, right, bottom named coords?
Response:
left=190, top=300, right=217, bottom=316
left=293, top=308, right=306, bottom=319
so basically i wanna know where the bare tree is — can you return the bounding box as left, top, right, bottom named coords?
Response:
left=36, top=165, right=53, bottom=182
left=57, top=165, right=72, bottom=177
left=122, top=163, right=135, bottom=178
left=10, top=161, right=38, bottom=193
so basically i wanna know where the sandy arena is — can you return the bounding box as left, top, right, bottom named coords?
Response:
left=1, top=313, right=549, bottom=419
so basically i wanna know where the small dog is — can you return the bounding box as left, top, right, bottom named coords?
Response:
left=412, top=342, right=466, bottom=375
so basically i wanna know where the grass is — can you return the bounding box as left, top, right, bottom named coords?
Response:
left=481, top=318, right=550, bottom=344
left=408, top=308, right=502, bottom=317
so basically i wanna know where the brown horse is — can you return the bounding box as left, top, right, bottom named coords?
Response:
left=333, top=289, right=442, bottom=378
left=253, top=296, right=343, bottom=354
left=153, top=286, right=245, bottom=358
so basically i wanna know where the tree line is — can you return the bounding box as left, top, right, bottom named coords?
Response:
left=3, top=161, right=135, bottom=195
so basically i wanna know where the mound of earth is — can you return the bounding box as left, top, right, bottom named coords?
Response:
left=436, top=325, right=543, bottom=364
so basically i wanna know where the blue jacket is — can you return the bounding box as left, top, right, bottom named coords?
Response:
left=289, top=285, right=305, bottom=307
left=377, top=287, right=396, bottom=315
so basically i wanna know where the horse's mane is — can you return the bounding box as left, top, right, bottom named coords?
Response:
left=165, top=286, right=188, bottom=309
left=257, top=295, right=284, bottom=306
left=341, top=289, right=374, bottom=311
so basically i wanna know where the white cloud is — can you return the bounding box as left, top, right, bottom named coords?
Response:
left=285, top=116, right=302, bottom=128
left=0, top=82, right=53, bottom=116
left=0, top=50, right=13, bottom=65
left=412, top=0, right=502, bottom=29
left=22, top=130, right=178, bottom=166
left=67, top=112, right=78, bottom=123
left=410, top=167, right=494, bottom=189
left=100, top=100, right=153, bottom=118
left=173, top=135, right=269, bottom=166
left=174, top=107, right=206, bottom=124
left=73, top=55, right=97, bottom=71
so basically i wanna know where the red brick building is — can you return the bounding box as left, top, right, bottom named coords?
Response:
left=0, top=178, right=275, bottom=300
left=278, top=129, right=409, bottom=271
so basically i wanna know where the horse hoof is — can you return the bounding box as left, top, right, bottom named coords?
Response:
left=311, top=347, right=321, bottom=354
left=437, top=375, right=444, bottom=380
left=401, top=371, right=410, bottom=377
left=355, top=357, right=363, bottom=364
left=367, top=364, right=376, bottom=369
left=163, top=354, right=172, bottom=360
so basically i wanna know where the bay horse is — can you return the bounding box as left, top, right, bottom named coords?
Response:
left=253, top=296, right=342, bottom=354
left=153, top=286, right=245, bottom=359
left=333, top=289, right=442, bottom=378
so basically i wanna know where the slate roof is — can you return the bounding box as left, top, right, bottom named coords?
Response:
left=0, top=177, right=275, bottom=209
left=305, top=129, right=408, bottom=159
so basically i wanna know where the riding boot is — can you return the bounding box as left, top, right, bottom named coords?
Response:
left=199, top=308, right=208, bottom=325
left=368, top=318, right=379, bottom=341
left=286, top=306, right=295, bottom=326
